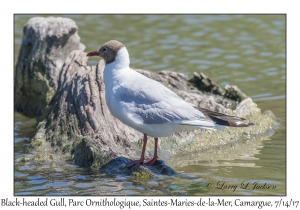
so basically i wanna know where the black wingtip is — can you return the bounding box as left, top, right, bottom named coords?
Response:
left=196, top=106, right=255, bottom=128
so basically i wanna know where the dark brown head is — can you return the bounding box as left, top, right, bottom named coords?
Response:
left=87, top=40, right=125, bottom=64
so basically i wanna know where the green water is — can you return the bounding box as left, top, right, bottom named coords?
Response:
left=14, top=14, right=286, bottom=195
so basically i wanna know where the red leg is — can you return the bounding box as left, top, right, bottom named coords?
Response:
left=126, top=134, right=148, bottom=168
left=145, top=137, right=158, bottom=165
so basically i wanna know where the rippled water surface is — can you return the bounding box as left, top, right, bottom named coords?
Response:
left=14, top=14, right=286, bottom=196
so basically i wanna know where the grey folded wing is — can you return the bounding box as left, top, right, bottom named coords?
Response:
left=119, top=80, right=206, bottom=125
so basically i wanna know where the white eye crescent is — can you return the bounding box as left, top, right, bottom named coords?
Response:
left=103, top=47, right=107, bottom=52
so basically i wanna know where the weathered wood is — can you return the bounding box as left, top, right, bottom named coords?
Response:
left=15, top=17, right=85, bottom=115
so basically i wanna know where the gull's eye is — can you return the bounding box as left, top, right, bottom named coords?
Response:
left=102, top=47, right=107, bottom=52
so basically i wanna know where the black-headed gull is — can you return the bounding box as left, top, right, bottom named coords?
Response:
left=87, top=40, right=254, bottom=168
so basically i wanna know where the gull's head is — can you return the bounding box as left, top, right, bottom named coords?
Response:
left=87, top=40, right=127, bottom=65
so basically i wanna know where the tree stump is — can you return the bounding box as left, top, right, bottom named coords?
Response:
left=15, top=17, right=85, bottom=115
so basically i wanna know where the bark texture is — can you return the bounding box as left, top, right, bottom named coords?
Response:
left=15, top=17, right=85, bottom=115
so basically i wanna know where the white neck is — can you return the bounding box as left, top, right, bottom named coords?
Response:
left=106, top=47, right=130, bottom=70
left=103, top=47, right=130, bottom=89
